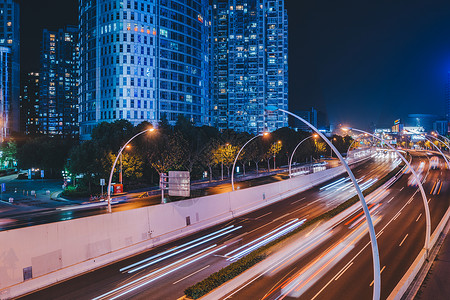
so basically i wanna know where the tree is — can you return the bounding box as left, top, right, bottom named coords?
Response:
left=212, top=143, right=239, bottom=178
left=245, top=138, right=266, bottom=175
left=0, top=141, right=17, bottom=169
left=267, top=141, right=282, bottom=169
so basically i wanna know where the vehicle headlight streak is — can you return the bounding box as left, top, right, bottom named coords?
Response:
left=226, top=219, right=307, bottom=262
left=93, top=244, right=227, bottom=300
left=126, top=225, right=242, bottom=274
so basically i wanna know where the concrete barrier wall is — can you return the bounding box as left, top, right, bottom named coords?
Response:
left=0, top=165, right=347, bottom=299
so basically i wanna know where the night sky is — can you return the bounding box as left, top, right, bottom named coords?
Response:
left=17, top=0, right=450, bottom=129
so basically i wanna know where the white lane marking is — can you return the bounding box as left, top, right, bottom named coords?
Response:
left=399, top=234, right=409, bottom=247
left=290, top=197, right=306, bottom=205
left=376, top=230, right=384, bottom=239
left=393, top=211, right=401, bottom=220
left=255, top=212, right=273, bottom=220
left=334, top=262, right=353, bottom=281
left=172, top=265, right=210, bottom=285
left=428, top=198, right=431, bottom=203
left=416, top=213, right=422, bottom=222
left=370, top=266, right=386, bottom=286
left=400, top=187, right=404, bottom=191
left=387, top=196, right=395, bottom=203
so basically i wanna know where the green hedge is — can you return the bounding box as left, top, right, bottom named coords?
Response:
left=184, top=251, right=266, bottom=299
left=184, top=163, right=405, bottom=299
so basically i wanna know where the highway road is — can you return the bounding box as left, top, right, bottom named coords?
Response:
left=220, top=151, right=449, bottom=300
left=17, top=152, right=402, bottom=299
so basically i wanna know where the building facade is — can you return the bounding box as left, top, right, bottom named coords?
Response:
left=39, top=26, right=79, bottom=138
left=78, top=0, right=210, bottom=140
left=20, top=72, right=40, bottom=135
left=0, top=0, right=19, bottom=141
left=210, top=0, right=288, bottom=134
left=292, top=108, right=317, bottom=132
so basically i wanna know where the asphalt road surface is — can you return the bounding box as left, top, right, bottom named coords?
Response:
left=17, top=152, right=402, bottom=299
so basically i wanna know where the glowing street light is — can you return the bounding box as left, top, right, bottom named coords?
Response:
left=107, top=127, right=155, bottom=213
left=267, top=106, right=381, bottom=300
left=288, top=134, right=317, bottom=178
left=231, top=132, right=269, bottom=191
left=344, top=127, right=432, bottom=255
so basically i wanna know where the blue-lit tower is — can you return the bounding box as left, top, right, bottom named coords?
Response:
left=78, top=0, right=210, bottom=140
left=210, top=0, right=288, bottom=134
left=39, top=26, right=79, bottom=138
left=0, top=0, right=19, bottom=140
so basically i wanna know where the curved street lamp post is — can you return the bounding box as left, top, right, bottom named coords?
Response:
left=346, top=127, right=432, bottom=254
left=231, top=133, right=268, bottom=191
left=266, top=106, right=381, bottom=300
left=404, top=130, right=450, bottom=169
left=107, top=128, right=155, bottom=213
left=288, top=135, right=316, bottom=178
left=431, top=132, right=450, bottom=148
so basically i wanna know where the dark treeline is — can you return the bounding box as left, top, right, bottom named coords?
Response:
left=13, top=115, right=353, bottom=195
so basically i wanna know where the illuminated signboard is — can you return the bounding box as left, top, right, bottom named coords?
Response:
left=394, top=119, right=400, bottom=125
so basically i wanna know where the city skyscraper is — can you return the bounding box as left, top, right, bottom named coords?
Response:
left=210, top=0, right=288, bottom=134
left=78, top=0, right=210, bottom=140
left=447, top=71, right=450, bottom=133
left=39, top=26, right=79, bottom=138
left=0, top=0, right=19, bottom=141
left=20, top=72, right=40, bottom=136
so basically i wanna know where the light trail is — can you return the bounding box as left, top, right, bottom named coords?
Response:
left=120, top=225, right=237, bottom=272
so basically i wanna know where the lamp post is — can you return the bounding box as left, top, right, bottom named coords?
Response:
left=107, top=128, right=155, bottom=213
left=288, top=134, right=317, bottom=178
left=266, top=106, right=381, bottom=300
left=345, top=127, right=432, bottom=255
left=404, top=130, right=450, bottom=169
left=430, top=132, right=450, bottom=152
left=431, top=131, right=450, bottom=148
left=231, top=132, right=269, bottom=191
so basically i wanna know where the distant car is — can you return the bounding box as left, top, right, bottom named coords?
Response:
left=430, top=157, right=439, bottom=170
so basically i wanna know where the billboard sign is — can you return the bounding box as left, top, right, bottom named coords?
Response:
left=168, top=171, right=190, bottom=197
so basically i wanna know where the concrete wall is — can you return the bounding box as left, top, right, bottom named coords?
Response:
left=0, top=165, right=347, bottom=299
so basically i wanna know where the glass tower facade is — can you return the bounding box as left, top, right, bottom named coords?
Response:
left=210, top=0, right=288, bottom=134
left=39, top=26, right=79, bottom=138
left=78, top=0, right=210, bottom=140
left=0, top=0, right=19, bottom=140
left=20, top=72, right=40, bottom=136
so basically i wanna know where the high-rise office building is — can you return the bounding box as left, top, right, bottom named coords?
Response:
left=78, top=0, right=210, bottom=140
left=447, top=71, right=450, bottom=133
left=39, top=26, right=79, bottom=138
left=210, top=0, right=288, bottom=134
left=20, top=72, right=40, bottom=136
left=0, top=0, right=19, bottom=141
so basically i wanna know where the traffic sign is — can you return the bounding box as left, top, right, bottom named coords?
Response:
left=1, top=183, right=5, bottom=192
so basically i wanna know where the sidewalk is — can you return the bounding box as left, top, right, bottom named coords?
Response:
left=414, top=219, right=450, bottom=300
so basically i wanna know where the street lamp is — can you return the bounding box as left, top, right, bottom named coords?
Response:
left=231, top=132, right=269, bottom=191
left=266, top=106, right=381, bottom=300
left=344, top=127, right=432, bottom=255
left=288, top=134, right=317, bottom=178
left=403, top=130, right=450, bottom=169
left=107, top=127, right=155, bottom=213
